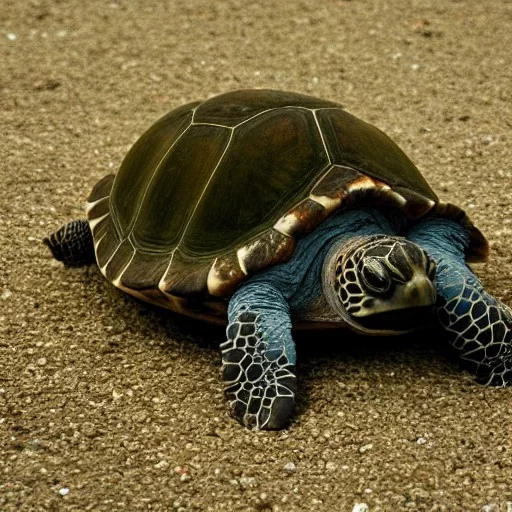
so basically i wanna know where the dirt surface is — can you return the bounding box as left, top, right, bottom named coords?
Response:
left=2, top=1, right=512, bottom=510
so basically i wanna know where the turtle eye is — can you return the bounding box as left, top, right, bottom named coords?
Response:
left=361, top=257, right=391, bottom=295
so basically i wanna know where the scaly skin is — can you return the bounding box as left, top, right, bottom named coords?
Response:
left=44, top=219, right=95, bottom=267
left=409, top=217, right=512, bottom=385
left=222, top=208, right=397, bottom=429
left=223, top=284, right=297, bottom=430
left=46, top=210, right=512, bottom=431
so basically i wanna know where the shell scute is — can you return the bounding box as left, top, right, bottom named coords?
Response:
left=88, top=174, right=114, bottom=203
left=274, top=198, right=328, bottom=238
left=119, top=250, right=170, bottom=291
left=95, top=218, right=120, bottom=269
left=130, top=124, right=232, bottom=252
left=159, top=250, right=211, bottom=298
left=104, top=239, right=134, bottom=283
left=179, top=106, right=328, bottom=256
left=111, top=102, right=199, bottom=238
left=207, top=254, right=246, bottom=298
left=316, top=108, right=437, bottom=203
left=237, top=228, right=296, bottom=276
left=310, top=165, right=362, bottom=208
left=194, top=89, right=341, bottom=127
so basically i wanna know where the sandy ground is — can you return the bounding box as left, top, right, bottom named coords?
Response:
left=2, top=0, right=512, bottom=510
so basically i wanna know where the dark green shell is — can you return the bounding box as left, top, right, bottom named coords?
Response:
left=85, top=89, right=486, bottom=320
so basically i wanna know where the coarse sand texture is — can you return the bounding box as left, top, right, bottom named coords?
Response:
left=2, top=1, right=512, bottom=510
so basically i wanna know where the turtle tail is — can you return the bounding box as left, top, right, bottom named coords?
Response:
left=44, top=219, right=96, bottom=267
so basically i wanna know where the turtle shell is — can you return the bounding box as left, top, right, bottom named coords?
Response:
left=86, top=89, right=488, bottom=321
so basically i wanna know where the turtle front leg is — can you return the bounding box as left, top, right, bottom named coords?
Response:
left=222, top=282, right=297, bottom=430
left=409, top=217, right=512, bottom=386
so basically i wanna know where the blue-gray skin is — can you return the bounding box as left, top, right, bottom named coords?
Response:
left=222, top=207, right=512, bottom=429
left=45, top=208, right=512, bottom=430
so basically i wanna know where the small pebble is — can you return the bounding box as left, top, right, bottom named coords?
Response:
left=359, top=443, right=373, bottom=453
left=112, top=390, right=123, bottom=400
left=1, top=290, right=12, bottom=300
left=352, top=504, right=369, bottom=512
left=174, top=466, right=188, bottom=475
left=283, top=462, right=296, bottom=473
left=58, top=487, right=70, bottom=496
left=481, top=505, right=500, bottom=512
left=239, top=476, right=256, bottom=488
left=154, top=460, right=168, bottom=469
left=7, top=33, right=17, bottom=41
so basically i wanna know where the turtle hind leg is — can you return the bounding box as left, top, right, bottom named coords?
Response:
left=44, top=219, right=96, bottom=267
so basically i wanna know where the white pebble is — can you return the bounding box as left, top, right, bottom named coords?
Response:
left=37, top=358, right=47, bottom=366
left=7, top=33, right=17, bottom=41
left=481, top=505, right=500, bottom=512
left=239, top=476, right=256, bottom=487
left=283, top=462, right=296, bottom=473
left=352, top=504, right=369, bottom=512
left=58, top=487, right=70, bottom=496
left=154, top=460, right=168, bottom=469
left=359, top=443, right=373, bottom=453
left=411, top=63, right=420, bottom=71
left=1, top=290, right=12, bottom=300
left=416, top=436, right=427, bottom=445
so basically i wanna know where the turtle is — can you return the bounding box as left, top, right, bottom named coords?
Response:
left=45, top=89, right=512, bottom=430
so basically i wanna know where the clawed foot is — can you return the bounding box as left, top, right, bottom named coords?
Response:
left=44, top=219, right=95, bottom=267
left=438, top=289, right=512, bottom=387
left=470, top=354, right=512, bottom=387
left=221, top=311, right=297, bottom=430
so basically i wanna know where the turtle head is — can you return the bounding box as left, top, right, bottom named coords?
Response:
left=323, top=235, right=437, bottom=334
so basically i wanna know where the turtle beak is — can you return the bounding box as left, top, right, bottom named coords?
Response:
left=374, top=271, right=436, bottom=313
left=352, top=264, right=437, bottom=318
left=351, top=266, right=437, bottom=333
